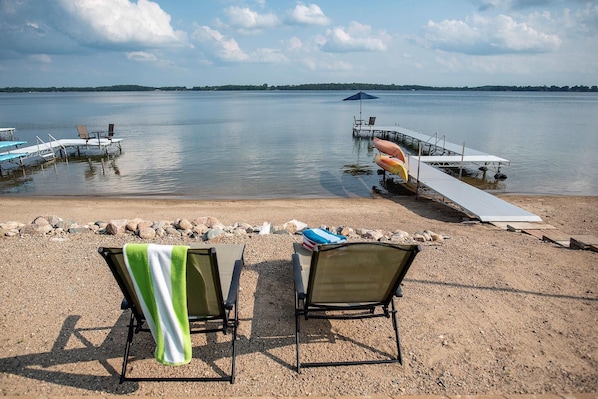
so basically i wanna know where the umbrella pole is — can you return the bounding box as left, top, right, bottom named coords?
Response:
left=360, top=99, right=362, bottom=122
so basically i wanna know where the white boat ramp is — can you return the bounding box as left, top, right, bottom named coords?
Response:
left=356, top=122, right=542, bottom=223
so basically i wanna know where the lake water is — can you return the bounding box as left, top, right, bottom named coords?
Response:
left=0, top=90, right=597, bottom=198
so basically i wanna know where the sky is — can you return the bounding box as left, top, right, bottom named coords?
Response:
left=1, top=0, right=597, bottom=88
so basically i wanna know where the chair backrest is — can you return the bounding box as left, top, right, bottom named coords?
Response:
left=306, top=242, right=420, bottom=305
left=98, top=247, right=226, bottom=321
left=107, top=123, right=115, bottom=138
left=368, top=116, right=376, bottom=126
left=76, top=125, right=90, bottom=140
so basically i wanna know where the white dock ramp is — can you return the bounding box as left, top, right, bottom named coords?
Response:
left=408, top=156, right=542, bottom=222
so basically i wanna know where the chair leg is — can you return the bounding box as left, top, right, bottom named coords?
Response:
left=295, top=293, right=302, bottom=373
left=230, top=301, right=239, bottom=384
left=120, top=311, right=136, bottom=383
left=390, top=299, right=402, bottom=364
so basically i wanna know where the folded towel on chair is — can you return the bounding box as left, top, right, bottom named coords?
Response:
left=302, top=228, right=346, bottom=250
left=123, top=243, right=192, bottom=366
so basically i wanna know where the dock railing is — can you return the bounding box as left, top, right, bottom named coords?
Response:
left=32, top=134, right=68, bottom=162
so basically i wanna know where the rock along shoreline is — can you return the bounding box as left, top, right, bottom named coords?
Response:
left=0, top=215, right=447, bottom=243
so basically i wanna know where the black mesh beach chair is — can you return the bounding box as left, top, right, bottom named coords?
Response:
left=102, top=123, right=115, bottom=140
left=98, top=244, right=244, bottom=383
left=292, top=241, right=421, bottom=372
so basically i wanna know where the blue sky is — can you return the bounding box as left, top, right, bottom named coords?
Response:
left=1, top=0, right=597, bottom=87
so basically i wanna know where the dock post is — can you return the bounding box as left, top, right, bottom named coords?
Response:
left=415, top=143, right=422, bottom=200
left=458, top=142, right=465, bottom=179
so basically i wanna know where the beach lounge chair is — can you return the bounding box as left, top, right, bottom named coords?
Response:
left=76, top=125, right=91, bottom=142
left=98, top=244, right=245, bottom=383
left=366, top=116, right=376, bottom=126
left=292, top=241, right=421, bottom=372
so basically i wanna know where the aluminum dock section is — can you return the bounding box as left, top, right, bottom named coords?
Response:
left=355, top=122, right=541, bottom=222
left=9, top=137, right=123, bottom=159
left=0, top=134, right=123, bottom=174
left=407, top=156, right=542, bottom=222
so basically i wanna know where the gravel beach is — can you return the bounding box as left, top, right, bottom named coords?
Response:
left=0, top=194, right=596, bottom=396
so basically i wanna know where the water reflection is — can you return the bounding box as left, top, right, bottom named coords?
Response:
left=0, top=154, right=123, bottom=196
left=1, top=91, right=596, bottom=197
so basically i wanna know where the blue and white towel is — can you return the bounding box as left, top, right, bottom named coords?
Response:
left=302, top=228, right=346, bottom=250
left=123, top=243, right=192, bottom=366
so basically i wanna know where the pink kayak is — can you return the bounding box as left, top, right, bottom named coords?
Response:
left=373, top=137, right=406, bottom=163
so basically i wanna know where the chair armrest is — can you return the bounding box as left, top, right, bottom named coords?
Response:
left=292, top=253, right=305, bottom=300
left=224, top=259, right=243, bottom=310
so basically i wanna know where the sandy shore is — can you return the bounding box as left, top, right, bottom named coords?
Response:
left=0, top=194, right=596, bottom=396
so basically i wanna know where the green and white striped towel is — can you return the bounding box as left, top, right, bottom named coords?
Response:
left=123, top=243, right=192, bottom=366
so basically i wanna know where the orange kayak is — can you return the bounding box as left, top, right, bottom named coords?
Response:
left=374, top=154, right=409, bottom=181
left=373, top=137, right=406, bottom=163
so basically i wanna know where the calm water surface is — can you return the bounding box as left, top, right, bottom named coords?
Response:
left=0, top=91, right=596, bottom=198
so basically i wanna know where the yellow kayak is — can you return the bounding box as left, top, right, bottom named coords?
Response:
left=374, top=154, right=409, bottom=181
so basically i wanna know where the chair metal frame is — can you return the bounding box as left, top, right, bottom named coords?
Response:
left=292, top=241, right=420, bottom=372
left=98, top=246, right=243, bottom=384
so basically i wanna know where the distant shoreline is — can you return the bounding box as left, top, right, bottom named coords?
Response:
left=2, top=83, right=597, bottom=93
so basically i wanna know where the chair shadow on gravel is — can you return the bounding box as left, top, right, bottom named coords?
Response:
left=0, top=313, right=139, bottom=394
left=240, top=258, right=401, bottom=372
left=1, top=258, right=398, bottom=393
left=0, top=259, right=298, bottom=393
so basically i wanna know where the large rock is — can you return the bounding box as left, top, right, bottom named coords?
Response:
left=105, top=219, right=128, bottom=235
left=126, top=218, right=144, bottom=232
left=32, top=216, right=50, bottom=226
left=282, top=219, right=308, bottom=234
left=138, top=226, right=156, bottom=239
left=194, top=216, right=221, bottom=228
left=20, top=223, right=53, bottom=235
left=0, top=221, right=22, bottom=230
left=339, top=226, right=355, bottom=236
left=42, top=215, right=63, bottom=227
left=362, top=229, right=385, bottom=241
left=203, top=228, right=225, bottom=240
left=175, top=218, right=193, bottom=230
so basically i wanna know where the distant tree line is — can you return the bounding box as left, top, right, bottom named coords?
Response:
left=1, top=83, right=597, bottom=93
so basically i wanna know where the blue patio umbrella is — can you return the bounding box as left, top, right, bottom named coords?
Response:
left=343, top=91, right=378, bottom=122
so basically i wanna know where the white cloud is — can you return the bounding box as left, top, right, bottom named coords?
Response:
left=253, top=48, right=288, bottom=63
left=126, top=51, right=158, bottom=62
left=286, top=37, right=304, bottom=51
left=573, top=3, right=598, bottom=33
left=224, top=6, right=279, bottom=31
left=126, top=50, right=179, bottom=69
left=287, top=3, right=331, bottom=26
left=30, top=54, right=52, bottom=64
left=423, top=13, right=561, bottom=55
left=319, top=22, right=389, bottom=53
left=57, top=0, right=185, bottom=49
left=193, top=25, right=250, bottom=62
left=474, top=0, right=556, bottom=12
left=301, top=57, right=352, bottom=71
